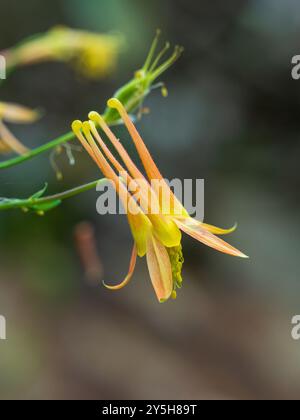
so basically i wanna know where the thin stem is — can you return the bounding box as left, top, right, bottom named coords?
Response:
left=0, top=131, right=75, bottom=170
left=0, top=178, right=107, bottom=211
left=0, top=110, right=123, bottom=171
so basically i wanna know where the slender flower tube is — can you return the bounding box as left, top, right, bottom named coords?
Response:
left=72, top=99, right=248, bottom=302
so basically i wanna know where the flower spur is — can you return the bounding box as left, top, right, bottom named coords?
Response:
left=72, top=99, right=247, bottom=302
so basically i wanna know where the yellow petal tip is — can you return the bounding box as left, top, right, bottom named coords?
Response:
left=88, top=111, right=101, bottom=122
left=107, top=98, right=123, bottom=110
left=71, top=120, right=83, bottom=134
left=231, top=222, right=238, bottom=233
left=240, top=253, right=249, bottom=259
left=82, top=120, right=92, bottom=136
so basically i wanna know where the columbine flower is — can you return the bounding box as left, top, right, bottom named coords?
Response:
left=4, top=26, right=122, bottom=79
left=72, top=99, right=247, bottom=302
left=0, top=102, right=40, bottom=155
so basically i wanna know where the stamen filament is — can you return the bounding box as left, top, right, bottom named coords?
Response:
left=72, top=120, right=100, bottom=166
left=89, top=112, right=147, bottom=182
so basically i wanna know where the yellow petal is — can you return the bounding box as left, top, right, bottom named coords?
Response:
left=103, top=244, right=137, bottom=290
left=0, top=121, right=29, bottom=155
left=127, top=212, right=152, bottom=257
left=151, top=217, right=182, bottom=248
left=146, top=234, right=173, bottom=302
left=174, top=217, right=248, bottom=258
left=0, top=102, right=40, bottom=124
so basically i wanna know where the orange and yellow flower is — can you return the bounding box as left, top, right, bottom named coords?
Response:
left=72, top=99, right=248, bottom=302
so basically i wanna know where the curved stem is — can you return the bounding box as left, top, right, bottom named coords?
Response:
left=0, top=131, right=75, bottom=170
left=0, top=178, right=107, bottom=211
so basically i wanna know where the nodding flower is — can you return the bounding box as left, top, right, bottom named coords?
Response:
left=102, top=30, right=184, bottom=124
left=72, top=99, right=248, bottom=302
left=0, top=101, right=40, bottom=155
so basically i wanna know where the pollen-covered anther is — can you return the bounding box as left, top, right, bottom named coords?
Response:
left=167, top=244, right=184, bottom=292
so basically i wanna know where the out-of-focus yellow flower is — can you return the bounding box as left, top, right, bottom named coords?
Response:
left=0, top=102, right=39, bottom=123
left=6, top=26, right=122, bottom=79
left=0, top=102, right=40, bottom=155
left=72, top=98, right=248, bottom=302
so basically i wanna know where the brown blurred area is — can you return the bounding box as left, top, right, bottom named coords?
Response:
left=1, top=0, right=300, bottom=400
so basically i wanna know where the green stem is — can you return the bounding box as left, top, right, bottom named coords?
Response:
left=0, top=131, right=75, bottom=170
left=0, top=111, right=121, bottom=171
left=0, top=178, right=107, bottom=211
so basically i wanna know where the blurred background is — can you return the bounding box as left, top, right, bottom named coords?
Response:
left=0, top=0, right=300, bottom=400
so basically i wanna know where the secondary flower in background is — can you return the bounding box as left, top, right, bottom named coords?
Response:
left=0, top=102, right=40, bottom=155
left=72, top=98, right=248, bottom=303
left=0, top=31, right=182, bottom=164
left=3, top=26, right=122, bottom=79
left=74, top=221, right=104, bottom=285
